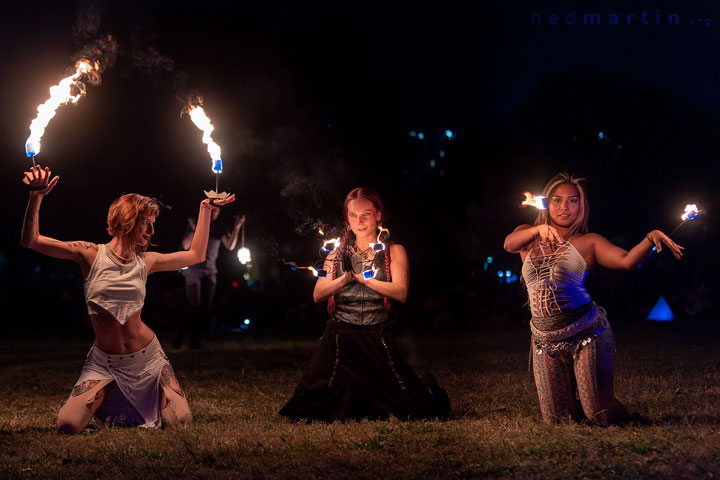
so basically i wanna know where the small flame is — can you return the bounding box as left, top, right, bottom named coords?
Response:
left=285, top=261, right=327, bottom=278
left=318, top=227, right=325, bottom=236
left=322, top=237, right=340, bottom=253
left=363, top=267, right=378, bottom=280
left=521, top=192, right=546, bottom=210
left=187, top=104, right=223, bottom=172
left=25, top=59, right=100, bottom=157
left=681, top=204, right=700, bottom=221
left=369, top=226, right=390, bottom=252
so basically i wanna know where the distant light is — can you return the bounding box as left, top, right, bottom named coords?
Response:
left=618, top=144, right=622, bottom=150
left=598, top=131, right=604, bottom=139
left=244, top=318, right=251, bottom=325
left=510, top=274, right=519, bottom=283
left=445, top=130, right=453, bottom=139
left=487, top=256, right=493, bottom=263
left=418, top=132, right=424, bottom=140
left=237, top=247, right=251, bottom=265
left=498, top=271, right=504, bottom=278
left=439, top=150, right=445, bottom=158
left=648, top=296, right=674, bottom=322
left=483, top=262, right=488, bottom=271
left=34, top=265, right=40, bottom=273
left=243, top=272, right=250, bottom=280
left=505, top=270, right=511, bottom=278
left=409, top=131, right=417, bottom=137
left=231, top=280, right=240, bottom=288
left=429, top=159, right=436, bottom=168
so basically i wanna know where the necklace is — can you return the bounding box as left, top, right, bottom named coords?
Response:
left=106, top=244, right=137, bottom=274
left=353, top=244, right=373, bottom=260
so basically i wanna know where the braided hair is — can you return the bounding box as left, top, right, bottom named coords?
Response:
left=327, top=187, right=392, bottom=314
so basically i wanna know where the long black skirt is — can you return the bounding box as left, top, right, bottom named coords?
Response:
left=279, top=319, right=450, bottom=421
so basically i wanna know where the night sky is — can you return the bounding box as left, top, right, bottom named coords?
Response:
left=1, top=0, right=718, bottom=333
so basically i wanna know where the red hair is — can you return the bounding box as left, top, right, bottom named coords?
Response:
left=328, top=187, right=392, bottom=314
left=106, top=193, right=160, bottom=253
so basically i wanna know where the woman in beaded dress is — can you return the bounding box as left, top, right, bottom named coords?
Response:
left=279, top=187, right=450, bottom=421
left=503, top=173, right=684, bottom=425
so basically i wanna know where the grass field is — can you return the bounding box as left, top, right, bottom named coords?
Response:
left=1, top=321, right=720, bottom=479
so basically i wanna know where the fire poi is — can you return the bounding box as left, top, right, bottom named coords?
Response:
left=521, top=192, right=547, bottom=210
left=668, top=203, right=702, bottom=236
left=284, top=225, right=389, bottom=280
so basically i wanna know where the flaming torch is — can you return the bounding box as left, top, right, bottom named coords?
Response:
left=24, top=59, right=100, bottom=167
left=668, top=204, right=702, bottom=236
left=521, top=192, right=546, bottom=210
left=183, top=96, right=226, bottom=201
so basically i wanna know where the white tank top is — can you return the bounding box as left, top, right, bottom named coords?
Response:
left=84, top=244, right=147, bottom=325
left=521, top=240, right=592, bottom=318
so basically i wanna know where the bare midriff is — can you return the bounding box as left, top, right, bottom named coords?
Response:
left=90, top=311, right=154, bottom=354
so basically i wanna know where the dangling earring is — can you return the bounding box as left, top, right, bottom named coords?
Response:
left=347, top=224, right=351, bottom=231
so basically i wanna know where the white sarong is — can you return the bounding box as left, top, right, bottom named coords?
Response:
left=75, top=335, right=170, bottom=429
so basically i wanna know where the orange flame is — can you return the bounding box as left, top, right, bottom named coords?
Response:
left=25, top=59, right=100, bottom=157
left=681, top=204, right=700, bottom=221
left=187, top=105, right=222, bottom=164
left=521, top=192, right=546, bottom=210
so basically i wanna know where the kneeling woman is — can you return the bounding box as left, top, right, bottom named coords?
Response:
left=20, top=166, right=234, bottom=433
left=504, top=173, right=683, bottom=425
left=280, top=187, right=450, bottom=421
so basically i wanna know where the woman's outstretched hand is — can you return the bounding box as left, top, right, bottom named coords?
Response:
left=22, top=166, right=59, bottom=196
left=647, top=230, right=684, bottom=260
left=202, top=194, right=236, bottom=209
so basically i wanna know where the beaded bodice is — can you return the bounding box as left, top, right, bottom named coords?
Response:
left=521, top=241, right=591, bottom=318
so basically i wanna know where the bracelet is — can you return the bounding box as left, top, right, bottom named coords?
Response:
left=645, top=233, right=653, bottom=243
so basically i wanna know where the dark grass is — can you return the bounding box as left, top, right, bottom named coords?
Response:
left=1, top=321, right=720, bottom=479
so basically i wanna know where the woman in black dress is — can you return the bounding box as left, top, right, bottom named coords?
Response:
left=280, top=187, right=450, bottom=421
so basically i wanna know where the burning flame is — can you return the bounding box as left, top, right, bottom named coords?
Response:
left=521, top=192, right=546, bottom=210
left=187, top=104, right=223, bottom=173
left=681, top=204, right=700, bottom=221
left=322, top=237, right=340, bottom=253
left=369, top=226, right=390, bottom=252
left=25, top=59, right=100, bottom=157
left=318, top=227, right=325, bottom=236
left=285, top=261, right=327, bottom=278
left=363, top=267, right=378, bottom=280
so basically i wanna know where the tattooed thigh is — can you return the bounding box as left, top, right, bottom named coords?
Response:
left=72, top=380, right=101, bottom=397
left=160, top=364, right=185, bottom=397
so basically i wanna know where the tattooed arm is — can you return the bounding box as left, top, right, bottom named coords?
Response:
left=20, top=166, right=97, bottom=277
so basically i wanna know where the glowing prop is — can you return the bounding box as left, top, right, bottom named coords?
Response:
left=284, top=261, right=328, bottom=278
left=322, top=237, right=340, bottom=253
left=363, top=266, right=378, bottom=280
left=369, top=226, right=390, bottom=252
left=668, top=204, right=702, bottom=236
left=184, top=96, right=226, bottom=200
left=24, top=59, right=100, bottom=165
left=521, top=192, right=546, bottom=210
left=237, top=221, right=251, bottom=265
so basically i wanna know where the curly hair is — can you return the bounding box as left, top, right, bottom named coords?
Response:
left=106, top=193, right=160, bottom=253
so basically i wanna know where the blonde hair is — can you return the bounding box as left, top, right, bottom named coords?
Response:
left=533, top=172, right=589, bottom=237
left=106, top=194, right=160, bottom=252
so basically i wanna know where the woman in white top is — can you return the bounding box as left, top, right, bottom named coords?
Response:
left=21, top=165, right=234, bottom=433
left=503, top=172, right=683, bottom=425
